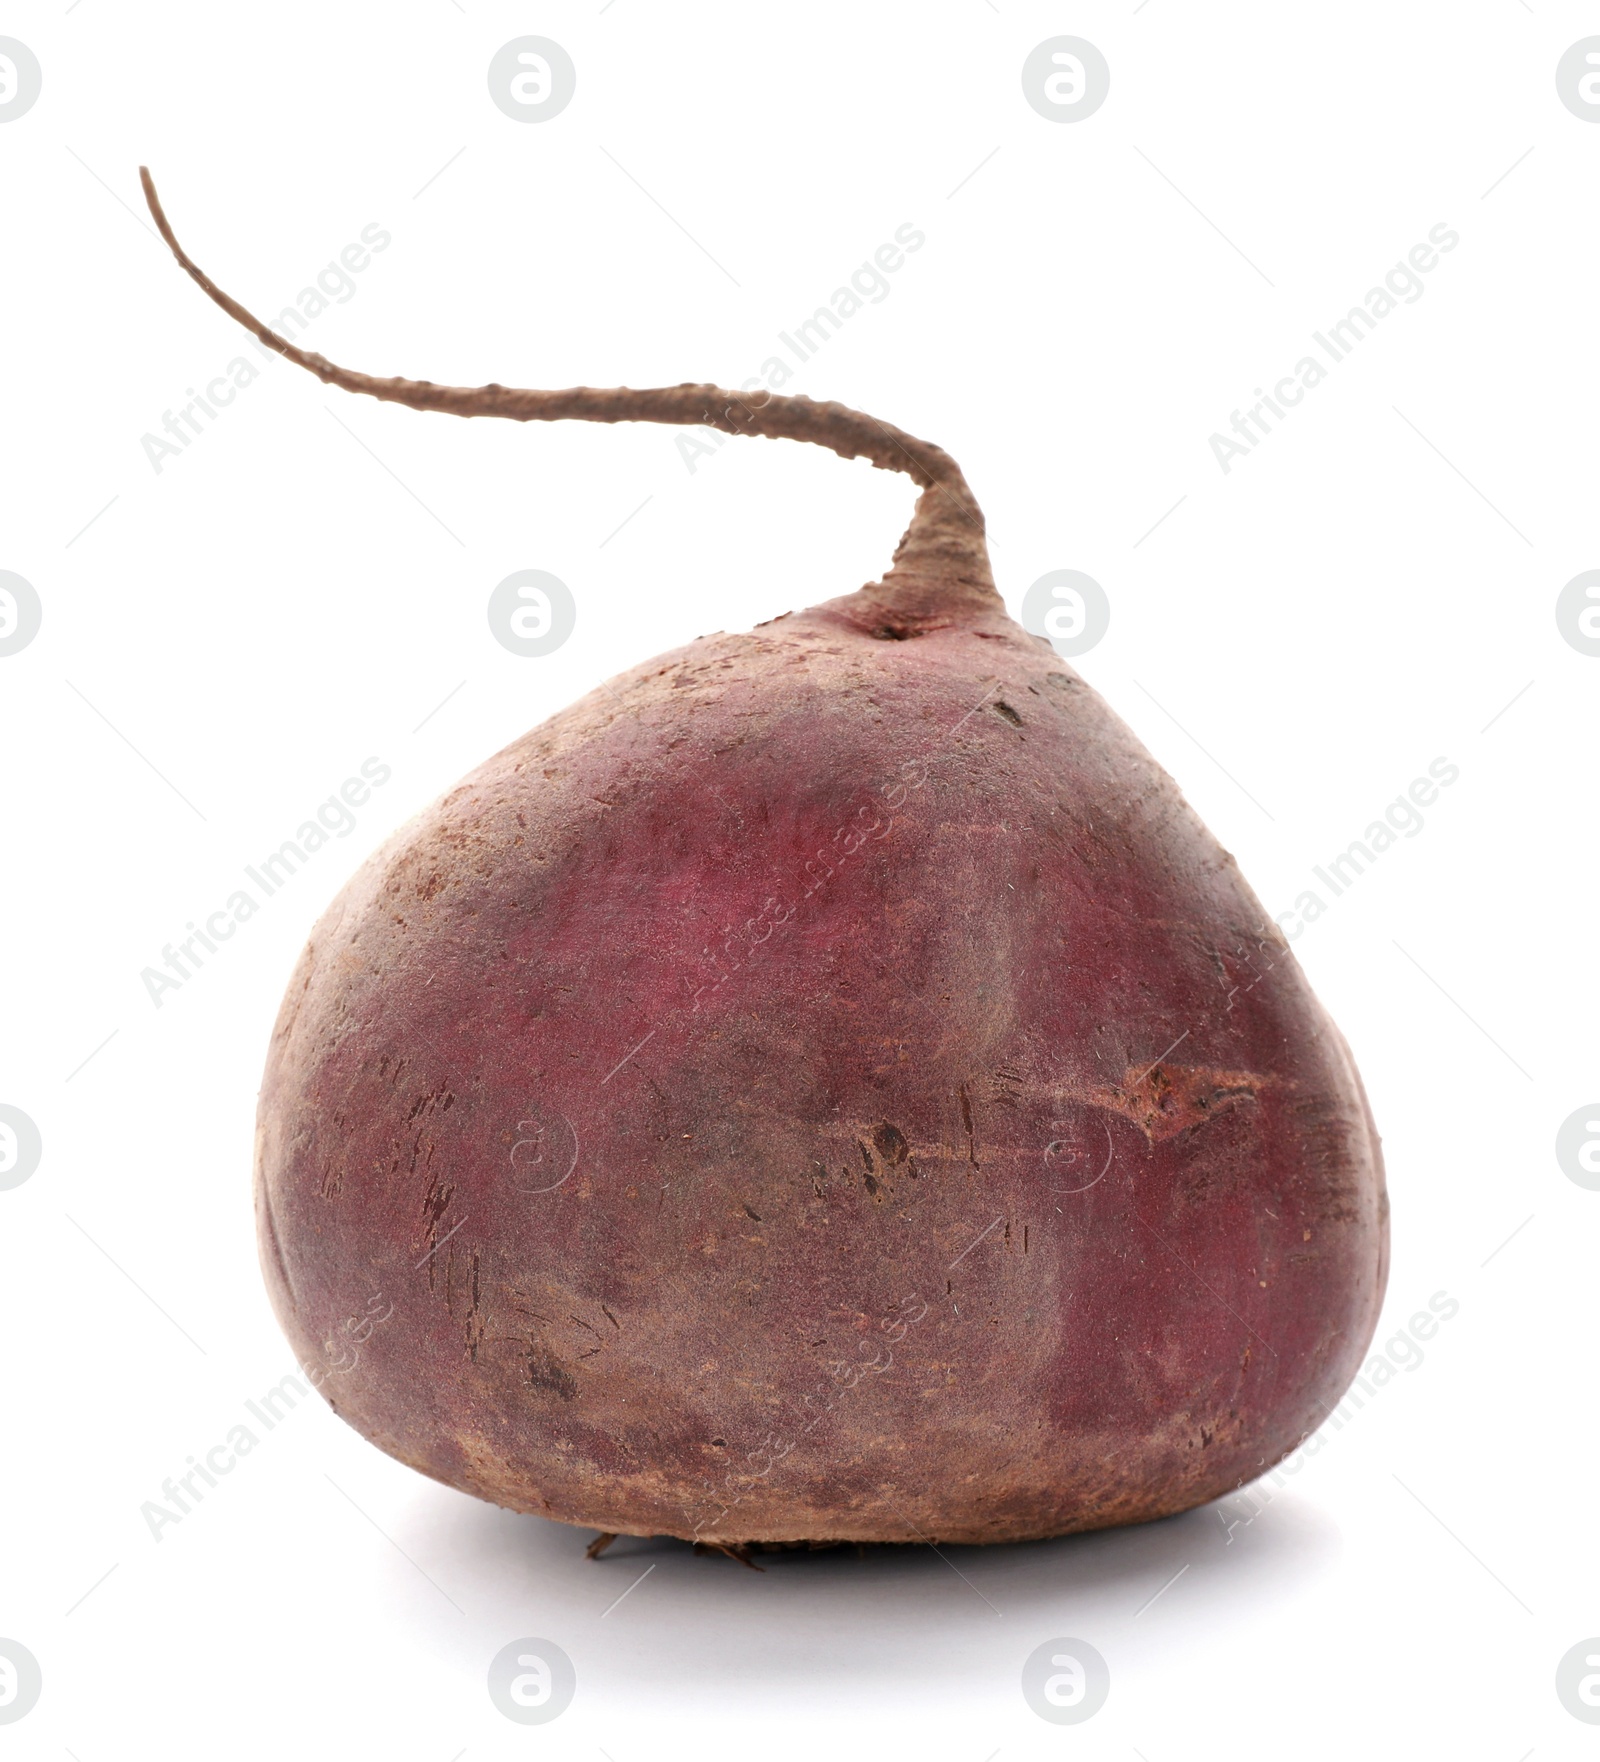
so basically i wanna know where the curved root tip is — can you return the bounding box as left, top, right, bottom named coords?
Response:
left=136, top=166, right=999, bottom=622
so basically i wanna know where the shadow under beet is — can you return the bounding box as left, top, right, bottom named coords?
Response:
left=397, top=1482, right=1341, bottom=1704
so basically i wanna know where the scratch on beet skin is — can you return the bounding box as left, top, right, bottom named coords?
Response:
left=1090, top=1063, right=1268, bottom=1144
left=958, top=1084, right=980, bottom=1169
left=463, top=1250, right=483, bottom=1362
left=419, top=1174, right=456, bottom=1291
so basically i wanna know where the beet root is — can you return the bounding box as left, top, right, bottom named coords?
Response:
left=146, top=171, right=1388, bottom=1546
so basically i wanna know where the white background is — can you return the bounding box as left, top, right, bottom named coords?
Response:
left=1, top=2, right=1596, bottom=1755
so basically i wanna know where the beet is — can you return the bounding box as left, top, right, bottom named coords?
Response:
left=144, top=170, right=1387, bottom=1546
